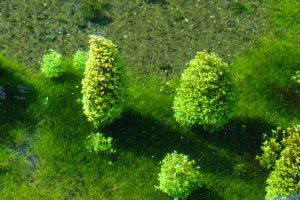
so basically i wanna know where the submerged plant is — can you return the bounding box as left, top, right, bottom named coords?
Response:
left=292, top=71, right=300, bottom=84
left=173, top=51, right=233, bottom=131
left=156, top=151, right=202, bottom=200
left=40, top=49, right=64, bottom=78
left=85, top=132, right=115, bottom=154
left=81, top=0, right=111, bottom=23
left=256, top=127, right=287, bottom=170
left=0, top=146, right=15, bottom=172
left=266, top=0, right=300, bottom=32
left=231, top=2, right=249, bottom=15
left=81, top=35, right=125, bottom=128
left=73, top=50, right=88, bottom=72
left=257, top=125, right=300, bottom=199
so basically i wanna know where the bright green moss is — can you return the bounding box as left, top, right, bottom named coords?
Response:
left=73, top=50, right=88, bottom=72
left=292, top=71, right=300, bottom=84
left=231, top=38, right=300, bottom=127
left=156, top=151, right=202, bottom=200
left=85, top=132, right=115, bottom=154
left=173, top=51, right=233, bottom=131
left=81, top=35, right=125, bottom=128
left=40, top=49, right=64, bottom=78
left=266, top=0, right=300, bottom=32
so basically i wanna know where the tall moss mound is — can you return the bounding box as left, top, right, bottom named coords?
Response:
left=82, top=35, right=125, bottom=128
left=173, top=51, right=233, bottom=130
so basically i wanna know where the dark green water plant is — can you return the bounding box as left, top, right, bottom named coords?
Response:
left=81, top=0, right=111, bottom=24
left=231, top=2, right=249, bottom=15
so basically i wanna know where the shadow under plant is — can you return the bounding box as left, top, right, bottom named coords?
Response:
left=0, top=60, right=37, bottom=134
left=194, top=117, right=275, bottom=155
left=106, top=110, right=267, bottom=199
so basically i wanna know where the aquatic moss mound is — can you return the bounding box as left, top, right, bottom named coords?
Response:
left=264, top=125, right=300, bottom=200
left=40, top=49, right=64, bottom=78
left=173, top=51, right=233, bottom=131
left=82, top=35, right=125, bottom=128
left=156, top=151, right=202, bottom=200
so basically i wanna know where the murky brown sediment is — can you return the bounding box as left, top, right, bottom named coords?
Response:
left=0, top=0, right=269, bottom=76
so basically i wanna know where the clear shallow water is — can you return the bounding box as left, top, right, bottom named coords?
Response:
left=1, top=1, right=299, bottom=200
left=0, top=0, right=268, bottom=75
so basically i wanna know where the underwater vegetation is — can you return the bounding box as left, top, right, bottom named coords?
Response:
left=0, top=0, right=299, bottom=200
left=81, top=35, right=125, bottom=129
left=40, top=49, right=64, bottom=78
left=156, top=151, right=202, bottom=199
left=85, top=132, right=116, bottom=154
left=173, top=51, right=233, bottom=131
left=72, top=50, right=88, bottom=73
left=258, top=125, right=300, bottom=199
left=81, top=0, right=112, bottom=25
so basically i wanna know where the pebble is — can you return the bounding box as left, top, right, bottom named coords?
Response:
left=0, top=85, right=6, bottom=100
left=17, top=84, right=29, bottom=94
left=13, top=84, right=29, bottom=100
left=14, top=95, right=26, bottom=100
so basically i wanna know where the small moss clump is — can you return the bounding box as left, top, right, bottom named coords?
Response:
left=156, top=151, right=202, bottom=200
left=73, top=50, right=88, bottom=72
left=292, top=71, right=300, bottom=84
left=173, top=51, right=233, bottom=131
left=85, top=132, right=115, bottom=154
left=40, top=49, right=64, bottom=78
left=81, top=0, right=111, bottom=23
